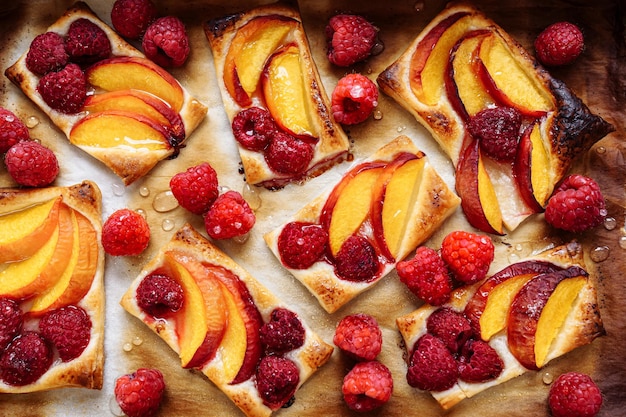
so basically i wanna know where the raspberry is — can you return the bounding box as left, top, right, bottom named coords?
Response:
left=204, top=190, right=255, bottom=240
left=25, top=32, right=68, bottom=76
left=111, top=0, right=159, bottom=40
left=264, top=132, right=313, bottom=176
left=440, top=230, right=494, bottom=284
left=544, top=174, right=606, bottom=233
left=277, top=221, right=328, bottom=269
left=0, top=107, right=30, bottom=154
left=397, top=246, right=452, bottom=306
left=170, top=162, right=219, bottom=215
left=260, top=308, right=305, bottom=354
left=136, top=273, right=184, bottom=317
left=468, top=106, right=522, bottom=162
left=331, top=73, right=379, bottom=125
left=4, top=141, right=59, bottom=187
left=0, top=332, right=52, bottom=386
left=37, top=63, right=87, bottom=114
left=39, top=305, right=91, bottom=362
left=65, top=18, right=112, bottom=65
left=0, top=298, right=23, bottom=350
left=426, top=307, right=473, bottom=354
left=115, top=368, right=166, bottom=417
left=333, top=313, right=383, bottom=361
left=342, top=361, right=393, bottom=412
left=101, top=208, right=151, bottom=256
left=407, top=334, right=459, bottom=392
left=549, top=372, right=603, bottom=417
left=142, top=16, right=190, bottom=67
left=326, top=14, right=380, bottom=67
left=535, top=22, right=584, bottom=67
left=334, top=235, right=379, bottom=282
left=457, top=339, right=503, bottom=382
left=231, top=107, right=278, bottom=151
left=255, top=356, right=300, bottom=410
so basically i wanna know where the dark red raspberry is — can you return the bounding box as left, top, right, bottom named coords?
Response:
left=468, top=106, right=522, bottom=162
left=25, top=32, right=68, bottom=76
left=111, top=0, right=159, bottom=40
left=142, top=16, right=190, bottom=68
left=333, top=313, right=382, bottom=361
left=115, top=368, right=166, bottom=417
left=549, top=372, right=603, bottom=417
left=204, top=190, right=255, bottom=240
left=260, top=308, right=306, bottom=354
left=136, top=273, right=184, bottom=317
left=264, top=132, right=313, bottom=176
left=544, top=174, right=606, bottom=233
left=170, top=162, right=220, bottom=215
left=326, top=14, right=380, bottom=67
left=331, top=73, right=379, bottom=125
left=232, top=107, right=278, bottom=151
left=0, top=298, right=23, bottom=350
left=4, top=141, right=59, bottom=187
left=0, top=331, right=52, bottom=386
left=255, top=356, right=300, bottom=410
left=407, top=333, right=459, bottom=392
left=426, top=307, right=473, bottom=354
left=334, top=235, right=379, bottom=282
left=342, top=360, right=393, bottom=412
left=440, top=230, right=494, bottom=284
left=37, top=63, right=87, bottom=114
left=535, top=22, right=584, bottom=67
left=397, top=246, right=452, bottom=306
left=458, top=339, right=503, bottom=383
left=39, top=305, right=91, bottom=362
left=101, top=208, right=151, bottom=256
left=65, top=18, right=112, bottom=65
left=0, top=107, right=30, bottom=154
left=277, top=221, right=328, bottom=269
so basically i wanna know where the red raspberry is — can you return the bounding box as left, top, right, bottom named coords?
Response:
left=101, top=208, right=151, bottom=256
left=397, top=246, right=452, bottom=306
left=342, top=360, right=393, bottom=412
left=468, top=106, right=522, bottom=162
left=170, top=162, right=219, bottom=215
left=457, top=339, right=504, bottom=383
left=231, top=107, right=278, bottom=151
left=277, top=221, right=328, bottom=269
left=136, top=273, right=184, bottom=317
left=142, top=16, right=190, bottom=68
left=115, top=368, right=166, bottom=417
left=331, top=73, right=379, bottom=125
left=535, top=22, right=584, bottom=66
left=39, top=305, right=91, bottom=362
left=65, top=18, right=112, bottom=65
left=549, top=372, right=603, bottom=417
left=111, top=0, right=159, bottom=40
left=255, top=356, right=300, bottom=410
left=407, top=334, right=459, bottom=392
left=37, top=63, right=87, bottom=114
left=544, top=174, right=606, bottom=233
left=260, top=308, right=305, bottom=354
left=326, top=14, right=380, bottom=67
left=440, top=231, right=494, bottom=284
left=204, top=190, right=255, bottom=240
left=333, top=313, right=383, bottom=361
left=426, top=307, right=473, bottom=354
left=0, top=331, right=52, bottom=386
left=25, top=32, right=68, bottom=76
left=0, top=298, right=23, bottom=350
left=0, top=107, right=30, bottom=154
left=4, top=141, right=59, bottom=187
left=334, top=235, right=379, bottom=282
left=264, top=132, right=314, bottom=176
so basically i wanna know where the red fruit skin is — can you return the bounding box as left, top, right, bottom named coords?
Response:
left=101, top=209, right=151, bottom=256
left=342, top=360, right=393, bottom=412
left=426, top=307, right=474, bottom=354
left=326, top=14, right=379, bottom=67
left=114, top=368, right=166, bottom=417
left=440, top=230, right=494, bottom=284
left=25, top=32, right=68, bottom=76
left=255, top=356, right=300, bottom=410
left=65, top=18, right=112, bottom=65
left=264, top=132, right=314, bottom=176
left=549, top=372, right=603, bottom=417
left=535, top=22, right=584, bottom=66
left=37, top=63, right=87, bottom=114
left=170, top=162, right=220, bottom=215
left=142, top=16, right=190, bottom=67
left=277, top=221, right=328, bottom=269
left=135, top=273, right=184, bottom=318
left=4, top=141, right=59, bottom=187
left=111, top=0, right=158, bottom=39
left=39, top=305, right=91, bottom=362
left=0, top=298, right=23, bottom=350
left=0, top=107, right=30, bottom=154
left=407, top=334, right=459, bottom=392
left=397, top=246, right=452, bottom=306
left=259, top=308, right=305, bottom=355
left=334, top=235, right=380, bottom=282
left=457, top=339, right=504, bottom=383
left=0, top=331, right=52, bottom=386
left=331, top=73, right=379, bottom=125
left=333, top=313, right=383, bottom=361
left=204, top=190, right=256, bottom=240
left=231, top=107, right=278, bottom=152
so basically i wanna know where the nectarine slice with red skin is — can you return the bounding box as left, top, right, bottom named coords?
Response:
left=513, top=122, right=552, bottom=211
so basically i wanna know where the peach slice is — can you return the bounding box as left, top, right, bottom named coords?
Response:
left=86, top=56, right=184, bottom=112
left=0, top=196, right=61, bottom=263
left=513, top=123, right=553, bottom=210
left=216, top=281, right=248, bottom=384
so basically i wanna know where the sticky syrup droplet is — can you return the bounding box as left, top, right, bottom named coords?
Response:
left=135, top=208, right=146, bottom=219
left=122, top=342, right=133, bottom=352
left=397, top=126, right=406, bottom=132
left=111, top=183, right=125, bottom=197
left=618, top=235, right=626, bottom=250
left=153, top=190, right=179, bottom=213
left=595, top=146, right=606, bottom=154
left=414, top=1, right=425, bottom=11
left=233, top=232, right=250, bottom=244
left=26, top=116, right=40, bottom=128
left=603, top=217, right=616, bottom=230
left=373, top=110, right=383, bottom=120
left=162, top=218, right=175, bottom=231
left=132, top=336, right=143, bottom=346
left=590, top=245, right=610, bottom=262
left=109, top=395, right=124, bottom=416
left=242, top=183, right=262, bottom=211
left=542, top=372, right=554, bottom=385
left=139, top=186, right=150, bottom=197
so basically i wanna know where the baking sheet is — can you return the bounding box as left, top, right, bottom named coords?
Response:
left=0, top=0, right=624, bottom=416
